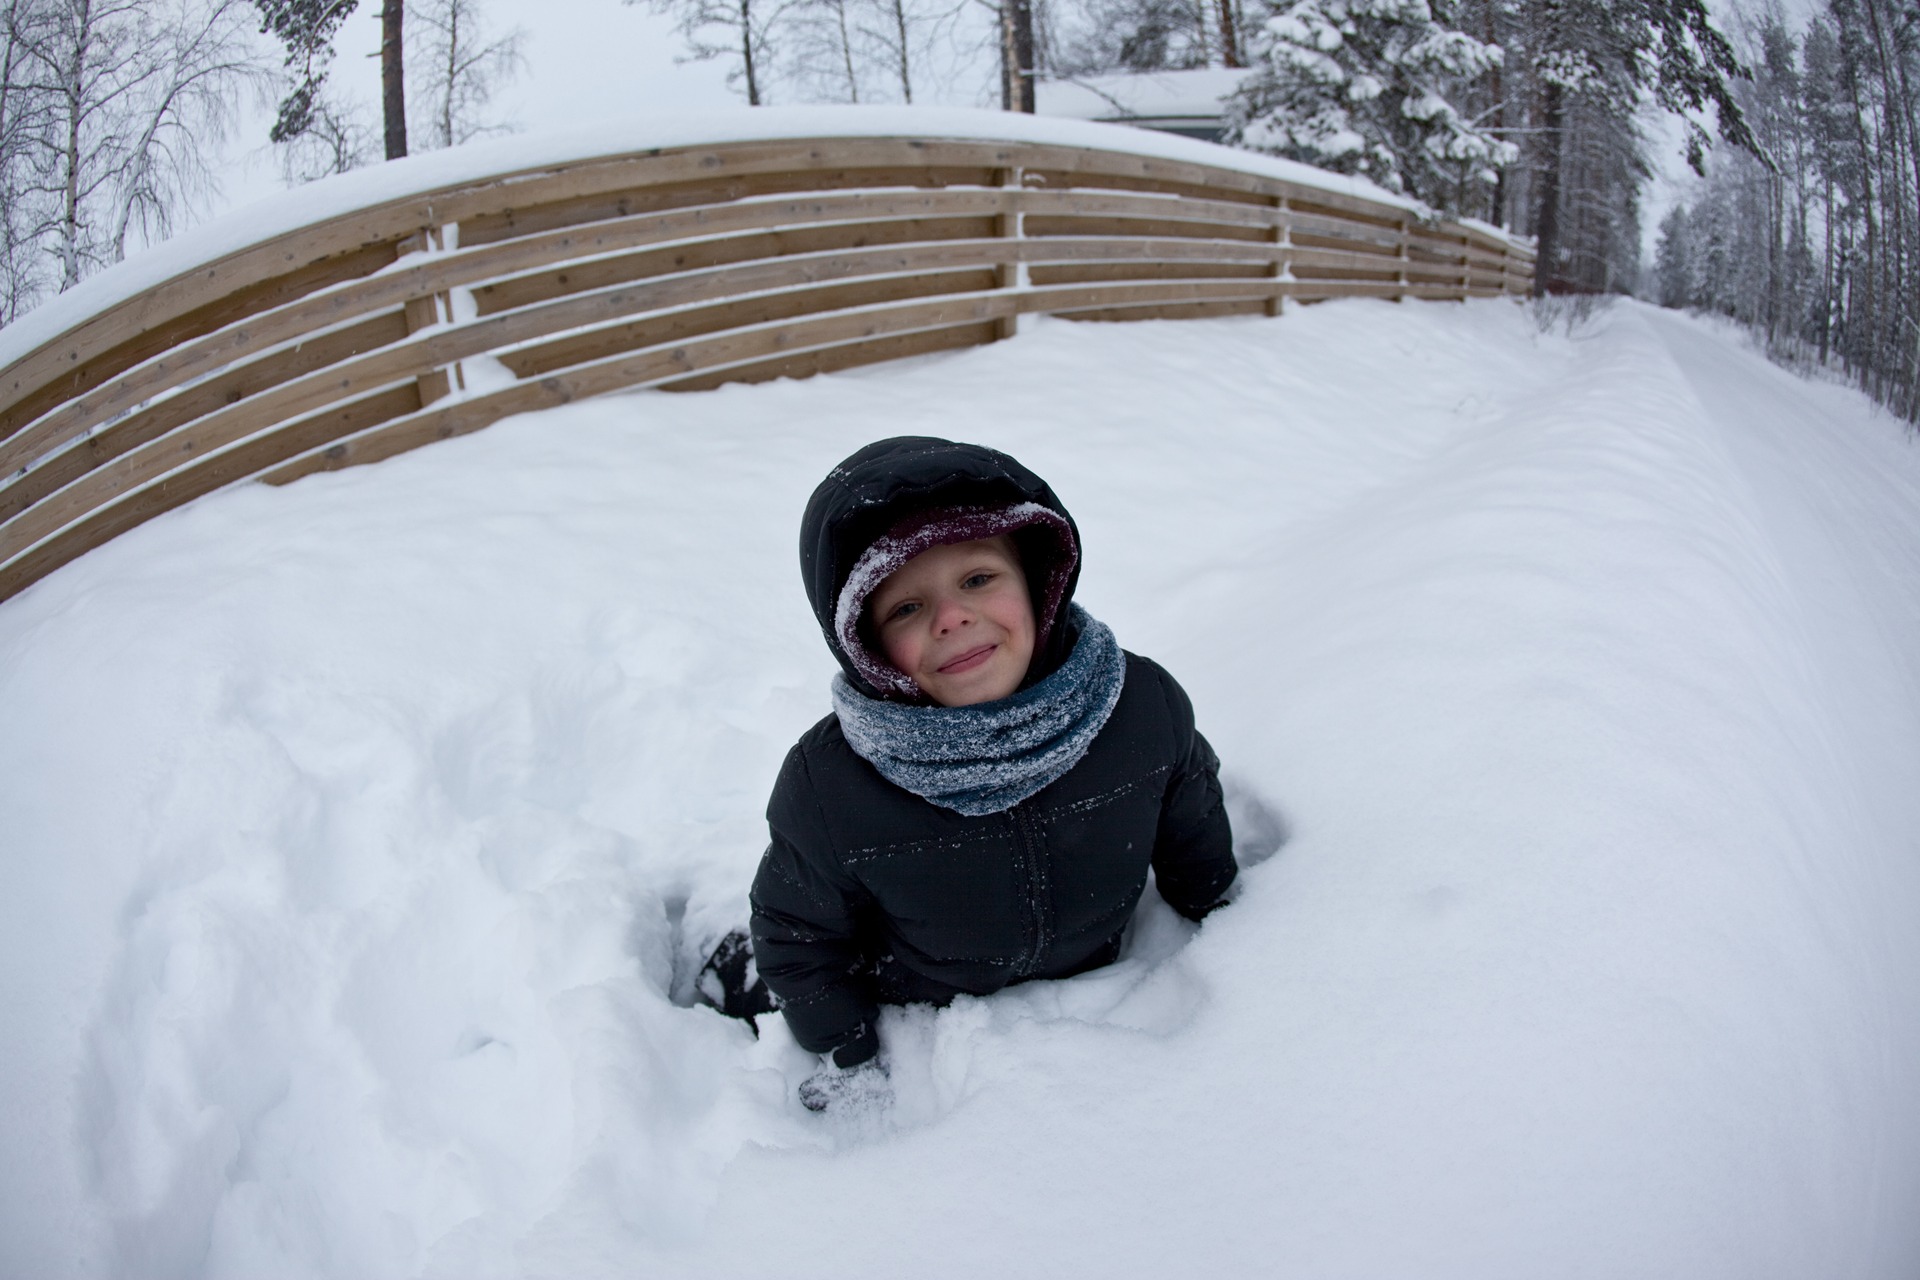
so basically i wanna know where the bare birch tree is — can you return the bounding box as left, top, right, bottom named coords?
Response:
left=406, top=0, right=523, bottom=148
left=0, top=0, right=264, bottom=305
left=273, top=86, right=376, bottom=180
left=105, top=0, right=264, bottom=258
left=871, top=0, right=920, bottom=99
left=642, top=0, right=802, bottom=104
left=0, top=0, right=57, bottom=319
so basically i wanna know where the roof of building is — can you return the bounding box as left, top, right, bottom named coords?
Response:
left=1035, top=68, right=1254, bottom=134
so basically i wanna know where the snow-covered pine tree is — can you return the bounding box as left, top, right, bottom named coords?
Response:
left=254, top=0, right=360, bottom=145
left=1057, top=0, right=1235, bottom=73
left=1652, top=202, right=1690, bottom=308
left=1518, top=0, right=1755, bottom=296
left=1224, top=0, right=1514, bottom=211
left=1647, top=4, right=1916, bottom=425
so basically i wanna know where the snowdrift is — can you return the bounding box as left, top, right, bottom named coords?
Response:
left=4, top=298, right=1919, bottom=1278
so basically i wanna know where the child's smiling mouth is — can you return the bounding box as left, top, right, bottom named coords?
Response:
left=937, top=644, right=998, bottom=674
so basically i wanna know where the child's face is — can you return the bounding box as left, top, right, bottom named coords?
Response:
left=869, top=535, right=1036, bottom=706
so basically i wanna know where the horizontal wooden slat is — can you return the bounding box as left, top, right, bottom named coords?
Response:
left=1024, top=214, right=1272, bottom=243
left=9, top=244, right=1299, bottom=554
left=1028, top=261, right=1272, bottom=286
left=1407, top=243, right=1469, bottom=267
left=0, top=312, right=409, bottom=525
left=474, top=215, right=1002, bottom=315
left=0, top=185, right=1294, bottom=478
left=268, top=275, right=1286, bottom=485
left=499, top=269, right=1002, bottom=378
left=0, top=241, right=401, bottom=446
left=659, top=320, right=1002, bottom=392
left=0, top=130, right=1533, bottom=602
left=1054, top=298, right=1272, bottom=323
left=3, top=231, right=1298, bottom=549
left=259, top=290, right=1031, bottom=486
left=1285, top=196, right=1404, bottom=232
left=2, top=245, right=1013, bottom=554
left=494, top=236, right=1278, bottom=377
left=0, top=132, right=1508, bottom=427
left=0, top=382, right=421, bottom=602
left=0, top=138, right=1011, bottom=423
left=458, top=163, right=1004, bottom=246
left=1286, top=246, right=1407, bottom=274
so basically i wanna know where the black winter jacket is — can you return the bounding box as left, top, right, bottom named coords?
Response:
left=750, top=438, right=1237, bottom=1065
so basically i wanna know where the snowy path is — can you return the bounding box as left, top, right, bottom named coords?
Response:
left=3, top=299, right=1919, bottom=1278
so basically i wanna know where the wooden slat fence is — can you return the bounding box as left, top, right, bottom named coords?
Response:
left=0, top=134, right=1534, bottom=603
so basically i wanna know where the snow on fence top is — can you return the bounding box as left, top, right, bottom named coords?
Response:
left=0, top=106, right=1534, bottom=604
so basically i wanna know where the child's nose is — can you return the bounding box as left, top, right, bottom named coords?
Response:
left=932, top=595, right=972, bottom=633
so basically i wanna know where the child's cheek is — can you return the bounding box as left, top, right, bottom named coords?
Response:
left=880, top=627, right=917, bottom=675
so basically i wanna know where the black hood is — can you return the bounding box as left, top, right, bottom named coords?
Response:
left=800, top=437, right=1084, bottom=700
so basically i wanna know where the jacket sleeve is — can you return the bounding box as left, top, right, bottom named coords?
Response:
left=1149, top=665, right=1239, bottom=921
left=749, top=744, right=882, bottom=1066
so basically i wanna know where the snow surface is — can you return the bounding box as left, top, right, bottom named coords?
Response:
left=0, top=106, right=1439, bottom=378
left=4, top=298, right=1920, bottom=1278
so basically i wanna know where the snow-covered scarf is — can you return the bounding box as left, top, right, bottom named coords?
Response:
left=831, top=606, right=1126, bottom=816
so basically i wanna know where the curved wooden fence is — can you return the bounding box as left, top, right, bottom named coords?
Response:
left=0, top=130, right=1533, bottom=603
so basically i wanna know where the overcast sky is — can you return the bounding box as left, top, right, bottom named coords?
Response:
left=204, top=0, right=1784, bottom=265
left=214, top=0, right=741, bottom=217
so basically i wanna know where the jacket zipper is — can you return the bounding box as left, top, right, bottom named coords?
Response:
left=1010, top=802, right=1050, bottom=978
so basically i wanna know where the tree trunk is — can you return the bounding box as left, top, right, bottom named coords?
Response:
left=740, top=0, right=760, bottom=105
left=1485, top=2, right=1505, bottom=228
left=1859, top=0, right=1903, bottom=398
left=1216, top=0, right=1241, bottom=68
left=1004, top=0, right=1033, bottom=112
left=382, top=0, right=407, bottom=158
left=57, top=0, right=91, bottom=291
left=440, top=0, right=459, bottom=147
left=999, top=0, right=1011, bottom=109
left=834, top=0, right=858, bottom=101
left=889, top=0, right=911, bottom=102
left=1531, top=81, right=1564, bottom=297
left=1819, top=169, right=1833, bottom=363
left=1864, top=0, right=1919, bottom=416
left=1838, top=17, right=1878, bottom=394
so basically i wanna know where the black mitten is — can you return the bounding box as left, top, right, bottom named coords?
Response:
left=798, top=1055, right=892, bottom=1114
left=695, top=928, right=778, bottom=1021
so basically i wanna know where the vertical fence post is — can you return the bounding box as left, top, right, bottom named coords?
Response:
left=1267, top=195, right=1289, bottom=318
left=397, top=225, right=454, bottom=403
left=994, top=167, right=1023, bottom=341
left=1395, top=218, right=1409, bottom=301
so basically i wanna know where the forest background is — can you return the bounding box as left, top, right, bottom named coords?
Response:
left=0, top=0, right=1914, bottom=421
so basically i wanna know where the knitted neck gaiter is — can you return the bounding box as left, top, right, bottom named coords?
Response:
left=830, top=607, right=1126, bottom=816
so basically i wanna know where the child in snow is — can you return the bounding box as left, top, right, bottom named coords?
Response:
left=741, top=436, right=1239, bottom=1110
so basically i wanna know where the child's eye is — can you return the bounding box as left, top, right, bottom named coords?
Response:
left=962, top=572, right=994, bottom=589
left=885, top=600, right=920, bottom=622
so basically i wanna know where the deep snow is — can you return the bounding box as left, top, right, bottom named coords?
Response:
left=4, top=298, right=1920, bottom=1278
